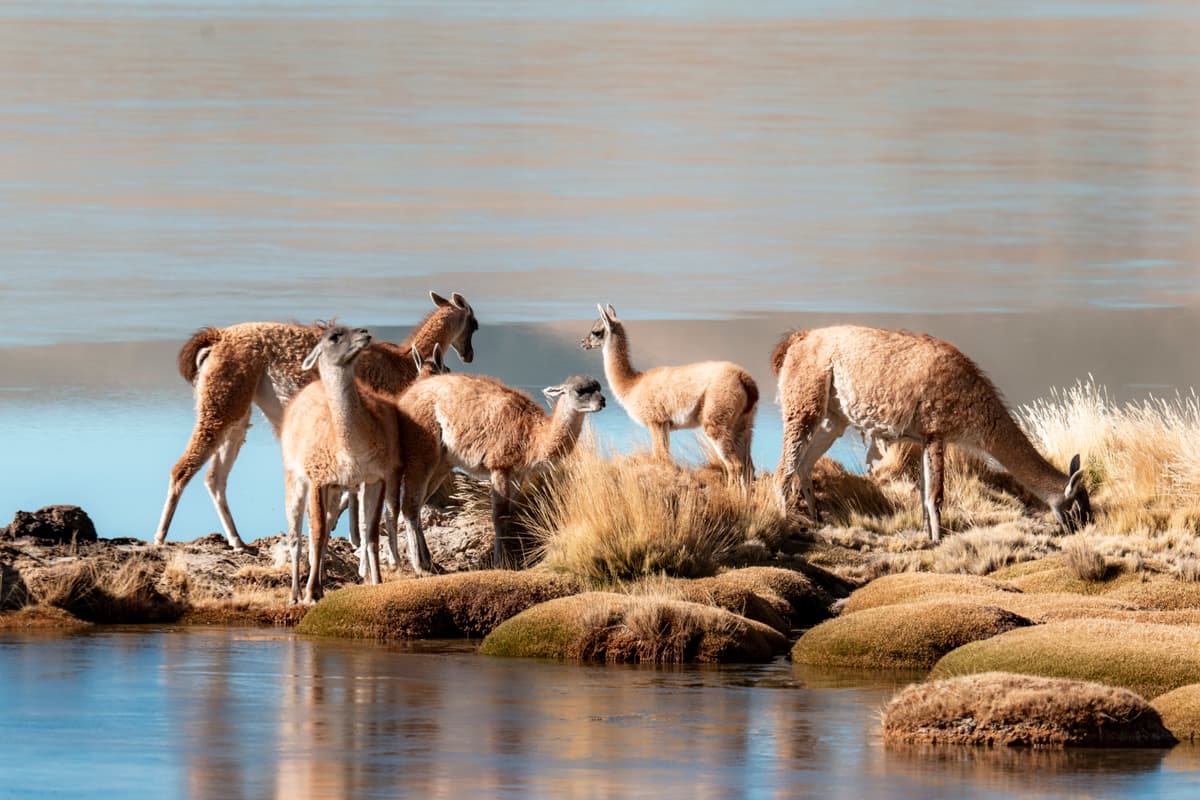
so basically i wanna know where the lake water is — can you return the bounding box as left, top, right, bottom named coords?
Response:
left=2, top=2, right=1200, bottom=793
left=1, top=627, right=1198, bottom=800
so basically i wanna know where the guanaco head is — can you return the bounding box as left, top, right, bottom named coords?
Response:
left=581, top=303, right=620, bottom=350
left=1052, top=453, right=1094, bottom=532
left=411, top=343, right=450, bottom=378
left=431, top=291, right=479, bottom=364
left=543, top=375, right=606, bottom=414
left=301, top=326, right=372, bottom=371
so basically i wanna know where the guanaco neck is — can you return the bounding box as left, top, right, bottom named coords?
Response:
left=319, top=358, right=374, bottom=455
left=531, top=405, right=586, bottom=467
left=403, top=307, right=457, bottom=359
left=976, top=405, right=1068, bottom=506
left=601, top=323, right=641, bottom=397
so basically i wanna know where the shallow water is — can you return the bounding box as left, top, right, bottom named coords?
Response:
left=1, top=627, right=1197, bottom=800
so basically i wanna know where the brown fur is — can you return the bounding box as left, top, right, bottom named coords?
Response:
left=155, top=292, right=477, bottom=550
left=583, top=305, right=757, bottom=483
left=177, top=327, right=222, bottom=384
left=396, top=373, right=605, bottom=568
left=279, top=327, right=403, bottom=603
left=773, top=325, right=1091, bottom=541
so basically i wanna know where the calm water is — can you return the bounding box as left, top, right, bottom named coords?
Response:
left=1, top=627, right=1197, bottom=800
left=2, top=2, right=1200, bottom=793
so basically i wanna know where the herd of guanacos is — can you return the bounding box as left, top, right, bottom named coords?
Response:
left=151, top=292, right=1093, bottom=604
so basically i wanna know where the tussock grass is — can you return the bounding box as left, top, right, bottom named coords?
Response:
left=479, top=592, right=788, bottom=663
left=930, top=619, right=1200, bottom=699
left=841, top=572, right=1021, bottom=615
left=1019, top=379, right=1200, bottom=534
left=1152, top=684, right=1200, bottom=743
left=297, top=569, right=582, bottom=640
left=33, top=555, right=183, bottom=624
left=884, top=672, right=1176, bottom=747
left=792, top=601, right=1030, bottom=670
left=835, top=523, right=1056, bottom=582
left=524, top=444, right=787, bottom=584
left=0, top=561, right=30, bottom=610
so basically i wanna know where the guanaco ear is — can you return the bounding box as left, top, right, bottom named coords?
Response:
left=432, top=343, right=445, bottom=371
left=596, top=303, right=613, bottom=332
left=1065, top=453, right=1086, bottom=499
left=302, top=344, right=322, bottom=371
left=542, top=384, right=565, bottom=400
left=431, top=291, right=451, bottom=308
left=450, top=292, right=470, bottom=311
left=411, top=345, right=423, bottom=372
left=605, top=304, right=618, bottom=321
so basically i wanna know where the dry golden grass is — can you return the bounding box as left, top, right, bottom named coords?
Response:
left=297, top=569, right=582, bottom=640
left=479, top=591, right=788, bottom=663
left=1019, top=379, right=1200, bottom=534
left=524, top=443, right=787, bottom=584
left=1152, top=683, right=1200, bottom=743
left=1107, top=577, right=1200, bottom=611
left=792, top=601, right=1030, bottom=670
left=32, top=555, right=183, bottom=624
left=884, top=672, right=1176, bottom=747
left=930, top=619, right=1200, bottom=699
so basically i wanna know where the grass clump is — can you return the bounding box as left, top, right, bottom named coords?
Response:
left=884, top=672, right=1176, bottom=747
left=930, top=619, right=1200, bottom=699
left=1018, top=379, right=1200, bottom=534
left=524, top=445, right=787, bottom=584
left=480, top=592, right=787, bottom=663
left=297, top=569, right=581, bottom=640
left=0, top=605, right=92, bottom=631
left=33, top=555, right=183, bottom=624
left=1151, top=683, right=1200, bottom=743
left=792, top=601, right=1030, bottom=670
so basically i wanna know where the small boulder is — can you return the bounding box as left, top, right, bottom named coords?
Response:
left=2, top=506, right=97, bottom=544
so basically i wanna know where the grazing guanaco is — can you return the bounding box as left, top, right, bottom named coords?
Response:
left=771, top=325, right=1093, bottom=541
left=279, top=326, right=401, bottom=604
left=397, top=373, right=606, bottom=568
left=581, top=304, right=757, bottom=483
left=155, top=291, right=477, bottom=551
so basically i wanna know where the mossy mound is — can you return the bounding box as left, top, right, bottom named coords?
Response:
left=884, top=672, right=1176, bottom=747
left=0, top=605, right=92, bottom=631
left=297, top=569, right=582, bottom=639
left=1152, top=683, right=1200, bottom=743
left=841, top=573, right=1021, bottom=614
left=931, top=619, right=1200, bottom=699
left=1108, top=578, right=1200, bottom=611
left=988, top=555, right=1065, bottom=581
left=792, top=601, right=1030, bottom=670
left=480, top=592, right=788, bottom=663
left=711, top=566, right=838, bottom=626
left=995, top=591, right=1141, bottom=623
left=659, top=578, right=789, bottom=635
left=1006, top=563, right=1141, bottom=596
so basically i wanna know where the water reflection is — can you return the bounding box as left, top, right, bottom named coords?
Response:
left=1, top=629, right=1193, bottom=799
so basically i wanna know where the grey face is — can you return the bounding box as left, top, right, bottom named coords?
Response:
left=545, top=374, right=606, bottom=412
left=580, top=319, right=607, bottom=351
left=305, top=326, right=372, bottom=370
left=453, top=307, right=478, bottom=363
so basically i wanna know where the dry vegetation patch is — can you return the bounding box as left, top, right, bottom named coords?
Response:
left=29, top=554, right=184, bottom=624
left=884, top=672, right=1176, bottom=747
left=297, top=569, right=582, bottom=640
left=841, top=573, right=1021, bottom=615
left=479, top=592, right=787, bottom=663
left=930, top=619, right=1200, bottom=699
left=792, top=601, right=1030, bottom=670
left=1151, top=684, right=1200, bottom=743
left=0, top=605, right=92, bottom=631
left=524, top=447, right=787, bottom=584
left=1108, top=577, right=1200, bottom=611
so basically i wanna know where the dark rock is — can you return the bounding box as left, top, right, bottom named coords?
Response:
left=2, top=506, right=97, bottom=543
